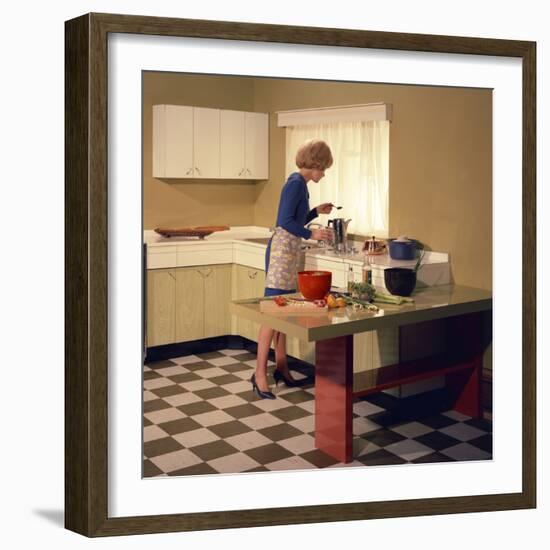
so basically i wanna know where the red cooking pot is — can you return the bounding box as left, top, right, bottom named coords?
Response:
left=297, top=270, right=332, bottom=300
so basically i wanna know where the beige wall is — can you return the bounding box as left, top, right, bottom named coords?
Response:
left=143, top=73, right=258, bottom=228
left=143, top=73, right=492, bottom=290
left=251, top=78, right=492, bottom=290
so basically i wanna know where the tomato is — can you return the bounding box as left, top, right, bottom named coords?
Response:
left=274, top=296, right=288, bottom=306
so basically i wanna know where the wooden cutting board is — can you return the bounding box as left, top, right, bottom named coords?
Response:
left=260, top=299, right=328, bottom=314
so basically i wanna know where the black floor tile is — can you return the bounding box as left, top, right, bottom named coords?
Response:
left=413, top=430, right=462, bottom=451
left=357, top=449, right=408, bottom=466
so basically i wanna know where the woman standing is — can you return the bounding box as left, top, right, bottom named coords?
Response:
left=252, top=140, right=335, bottom=399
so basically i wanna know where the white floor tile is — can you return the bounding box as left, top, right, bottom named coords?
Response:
left=441, top=442, right=491, bottom=461
left=443, top=410, right=471, bottom=422
left=206, top=355, right=242, bottom=366
left=265, top=455, right=317, bottom=471
left=253, top=397, right=293, bottom=412
left=192, top=410, right=235, bottom=427
left=239, top=413, right=284, bottom=430
left=143, top=377, right=175, bottom=391
left=439, top=422, right=486, bottom=442
left=143, top=425, right=169, bottom=443
left=143, top=391, right=158, bottom=402
left=208, top=394, right=249, bottom=409
left=296, top=400, right=315, bottom=414
left=225, top=431, right=273, bottom=452
left=222, top=380, right=253, bottom=394
left=352, top=417, right=381, bottom=435
left=385, top=439, right=433, bottom=461
left=233, top=370, right=255, bottom=381
left=391, top=421, right=434, bottom=438
left=353, top=438, right=380, bottom=457
left=163, top=392, right=202, bottom=407
left=288, top=415, right=315, bottom=433
left=179, top=379, right=215, bottom=392
left=219, top=349, right=250, bottom=356
left=173, top=427, right=220, bottom=448
left=149, top=448, right=202, bottom=473
left=196, top=367, right=231, bottom=379
left=144, top=407, right=185, bottom=425
left=153, top=365, right=190, bottom=377
left=170, top=354, right=202, bottom=365
left=277, top=434, right=316, bottom=454
left=353, top=400, right=385, bottom=417
left=208, top=452, right=261, bottom=473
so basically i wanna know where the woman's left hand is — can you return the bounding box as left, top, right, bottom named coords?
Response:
left=316, top=203, right=334, bottom=214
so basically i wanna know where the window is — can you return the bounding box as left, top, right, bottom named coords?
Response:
left=280, top=104, right=390, bottom=237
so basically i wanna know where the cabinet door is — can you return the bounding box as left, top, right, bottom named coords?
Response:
left=233, top=265, right=264, bottom=342
left=220, top=110, right=245, bottom=179
left=244, top=112, right=269, bottom=179
left=152, top=105, right=193, bottom=178
left=204, top=264, right=232, bottom=337
left=193, top=107, right=220, bottom=178
left=175, top=267, right=205, bottom=342
left=147, top=268, right=176, bottom=346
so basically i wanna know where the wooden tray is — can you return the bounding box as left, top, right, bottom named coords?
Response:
left=260, top=299, right=328, bottom=314
left=154, top=225, right=230, bottom=238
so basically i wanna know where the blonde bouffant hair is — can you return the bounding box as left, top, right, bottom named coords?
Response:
left=295, top=139, right=333, bottom=170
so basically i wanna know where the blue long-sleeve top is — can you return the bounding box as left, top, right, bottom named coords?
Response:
left=275, top=172, right=318, bottom=239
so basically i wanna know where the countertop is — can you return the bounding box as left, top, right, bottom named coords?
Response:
left=144, top=226, right=448, bottom=268
left=229, top=284, right=491, bottom=342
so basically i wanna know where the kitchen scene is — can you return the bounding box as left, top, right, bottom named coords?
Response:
left=142, top=72, right=493, bottom=477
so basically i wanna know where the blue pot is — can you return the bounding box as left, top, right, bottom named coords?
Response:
left=388, top=239, right=417, bottom=260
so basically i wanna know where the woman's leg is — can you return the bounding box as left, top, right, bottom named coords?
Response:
left=255, top=324, right=275, bottom=391
left=273, top=331, right=297, bottom=380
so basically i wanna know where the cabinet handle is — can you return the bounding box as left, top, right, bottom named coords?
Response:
left=186, top=167, right=193, bottom=175
left=246, top=168, right=252, bottom=175
left=195, top=166, right=201, bottom=175
left=198, top=268, right=212, bottom=278
left=168, top=271, right=175, bottom=280
left=248, top=271, right=257, bottom=279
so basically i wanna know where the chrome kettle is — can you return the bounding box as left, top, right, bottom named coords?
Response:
left=328, top=218, right=352, bottom=253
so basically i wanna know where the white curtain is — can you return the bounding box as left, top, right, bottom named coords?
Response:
left=285, top=121, right=389, bottom=237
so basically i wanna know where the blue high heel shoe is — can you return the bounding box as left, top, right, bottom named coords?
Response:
left=250, top=374, right=276, bottom=400
left=273, top=369, right=307, bottom=388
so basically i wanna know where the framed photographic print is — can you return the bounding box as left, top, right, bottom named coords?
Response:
left=65, top=12, right=536, bottom=537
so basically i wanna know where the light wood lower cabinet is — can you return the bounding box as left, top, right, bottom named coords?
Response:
left=147, top=268, right=176, bottom=347
left=232, top=264, right=265, bottom=342
left=203, top=264, right=232, bottom=337
left=175, top=267, right=205, bottom=342
left=147, top=264, right=232, bottom=347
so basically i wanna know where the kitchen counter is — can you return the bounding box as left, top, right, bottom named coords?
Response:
left=144, top=226, right=450, bottom=284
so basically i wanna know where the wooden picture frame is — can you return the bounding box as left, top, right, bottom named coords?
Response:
left=65, top=12, right=536, bottom=537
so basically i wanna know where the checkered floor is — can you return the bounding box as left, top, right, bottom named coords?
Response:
left=143, top=349, right=492, bottom=477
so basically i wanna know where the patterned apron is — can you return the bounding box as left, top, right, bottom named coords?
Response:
left=265, top=227, right=301, bottom=290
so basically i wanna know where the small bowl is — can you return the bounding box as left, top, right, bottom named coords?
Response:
left=384, top=268, right=417, bottom=296
left=297, top=270, right=332, bottom=300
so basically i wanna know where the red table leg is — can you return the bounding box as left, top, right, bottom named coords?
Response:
left=445, top=312, right=484, bottom=418
left=314, top=334, right=354, bottom=463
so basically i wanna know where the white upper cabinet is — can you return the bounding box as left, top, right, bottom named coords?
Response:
left=220, top=110, right=269, bottom=179
left=220, top=110, right=245, bottom=178
left=193, top=107, right=220, bottom=178
left=152, top=105, right=193, bottom=178
left=244, top=112, right=269, bottom=179
left=153, top=104, right=268, bottom=180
